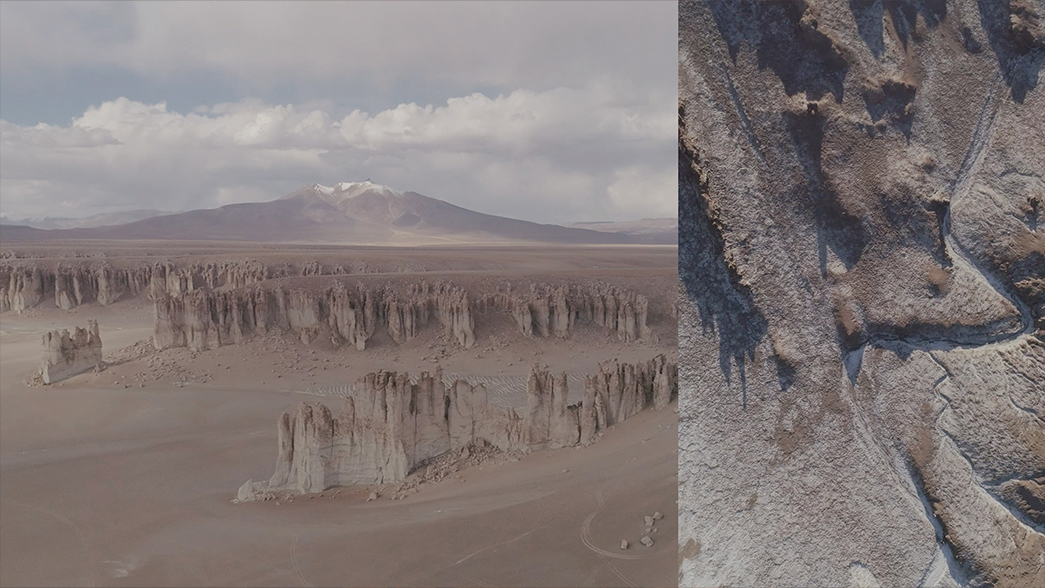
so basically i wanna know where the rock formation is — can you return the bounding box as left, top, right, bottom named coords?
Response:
left=476, top=282, right=652, bottom=342
left=680, top=2, right=1044, bottom=586
left=523, top=368, right=580, bottom=449
left=238, top=356, right=676, bottom=500
left=0, top=257, right=661, bottom=351
left=238, top=369, right=522, bottom=498
left=152, top=278, right=657, bottom=353
left=153, top=281, right=475, bottom=351
left=149, top=260, right=270, bottom=299
left=39, top=320, right=102, bottom=384
left=2, top=262, right=152, bottom=313
left=0, top=259, right=273, bottom=314
left=1, top=265, right=51, bottom=313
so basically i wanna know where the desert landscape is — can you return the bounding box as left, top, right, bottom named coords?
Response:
left=679, top=1, right=1043, bottom=587
left=0, top=235, right=678, bottom=587
left=0, top=3, right=681, bottom=585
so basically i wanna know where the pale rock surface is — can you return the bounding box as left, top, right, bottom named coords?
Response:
left=0, top=260, right=658, bottom=352
left=40, top=320, right=102, bottom=384
left=239, top=370, right=522, bottom=499
left=153, top=281, right=475, bottom=352
left=0, top=259, right=270, bottom=313
left=680, top=1, right=1044, bottom=586
left=151, top=278, right=657, bottom=353
left=476, top=282, right=652, bottom=342
left=240, top=356, right=676, bottom=499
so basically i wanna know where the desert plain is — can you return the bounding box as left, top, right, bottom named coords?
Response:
left=0, top=241, right=678, bottom=587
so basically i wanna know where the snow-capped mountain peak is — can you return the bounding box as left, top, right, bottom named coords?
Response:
left=311, top=183, right=335, bottom=196
left=310, top=180, right=403, bottom=202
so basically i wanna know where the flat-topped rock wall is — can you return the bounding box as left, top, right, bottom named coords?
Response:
left=153, top=281, right=475, bottom=351
left=238, top=355, right=676, bottom=499
left=1, top=259, right=317, bottom=313
left=154, top=280, right=655, bottom=353
left=475, top=282, right=651, bottom=342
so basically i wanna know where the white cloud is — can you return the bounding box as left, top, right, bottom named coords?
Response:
left=0, top=2, right=676, bottom=224
left=0, top=87, right=675, bottom=222
left=606, top=166, right=679, bottom=220
left=0, top=2, right=676, bottom=92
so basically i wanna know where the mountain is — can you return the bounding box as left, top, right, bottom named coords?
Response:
left=0, top=181, right=669, bottom=245
left=0, top=209, right=172, bottom=230
left=567, top=218, right=677, bottom=244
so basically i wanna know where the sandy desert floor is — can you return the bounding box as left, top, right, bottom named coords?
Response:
left=0, top=243, right=678, bottom=587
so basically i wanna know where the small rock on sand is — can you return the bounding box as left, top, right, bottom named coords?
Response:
left=653, top=511, right=663, bottom=521
left=640, top=536, right=654, bottom=548
left=644, top=515, right=655, bottom=526
left=367, top=491, right=378, bottom=502
left=620, top=539, right=629, bottom=550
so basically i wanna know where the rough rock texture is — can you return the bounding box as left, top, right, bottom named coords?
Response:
left=579, top=354, right=679, bottom=445
left=0, top=259, right=284, bottom=314
left=153, top=281, right=474, bottom=351
left=153, top=279, right=656, bottom=353
left=477, top=282, right=652, bottom=342
left=149, top=260, right=270, bottom=299
left=239, top=356, right=676, bottom=499
left=40, top=320, right=102, bottom=384
left=0, top=260, right=660, bottom=352
left=680, top=2, right=1044, bottom=586
left=523, top=368, right=580, bottom=449
left=238, top=370, right=518, bottom=497
left=1, top=265, right=51, bottom=313
left=2, top=262, right=158, bottom=313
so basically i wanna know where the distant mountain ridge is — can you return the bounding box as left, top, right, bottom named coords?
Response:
left=0, top=181, right=677, bottom=245
left=0, top=209, right=172, bottom=230
left=567, top=218, right=678, bottom=240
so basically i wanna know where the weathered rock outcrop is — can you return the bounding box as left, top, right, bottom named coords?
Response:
left=579, top=354, right=678, bottom=444
left=53, top=265, right=94, bottom=310
left=154, top=279, right=658, bottom=353
left=153, top=281, right=475, bottom=351
left=523, top=369, right=579, bottom=449
left=1, top=258, right=661, bottom=350
left=1, top=256, right=454, bottom=314
left=2, top=262, right=151, bottom=313
left=239, top=369, right=521, bottom=497
left=148, top=260, right=271, bottom=299
left=2, top=265, right=52, bottom=313
left=680, top=2, right=1044, bottom=586
left=239, top=356, right=676, bottom=499
left=0, top=259, right=276, bottom=313
left=39, top=320, right=102, bottom=384
left=476, top=282, right=652, bottom=342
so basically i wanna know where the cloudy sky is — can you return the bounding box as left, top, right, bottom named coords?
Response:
left=0, top=1, right=676, bottom=224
